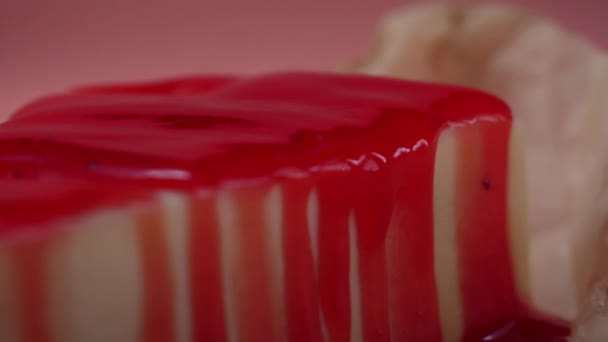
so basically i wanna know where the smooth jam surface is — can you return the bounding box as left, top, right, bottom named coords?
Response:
left=0, top=73, right=507, bottom=230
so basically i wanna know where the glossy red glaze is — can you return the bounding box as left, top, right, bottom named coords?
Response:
left=0, top=73, right=570, bottom=341
left=189, top=197, right=228, bottom=341
left=0, top=73, right=506, bottom=231
left=138, top=207, right=175, bottom=342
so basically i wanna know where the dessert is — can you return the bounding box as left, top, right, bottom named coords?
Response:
left=0, top=73, right=567, bottom=341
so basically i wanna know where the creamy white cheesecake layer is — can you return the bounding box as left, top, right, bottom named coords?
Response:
left=433, top=128, right=463, bottom=342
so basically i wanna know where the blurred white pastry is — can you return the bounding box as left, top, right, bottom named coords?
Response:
left=342, top=2, right=608, bottom=326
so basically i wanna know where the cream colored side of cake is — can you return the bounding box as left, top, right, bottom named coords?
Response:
left=215, top=190, right=244, bottom=342
left=264, top=186, right=289, bottom=341
left=433, top=128, right=464, bottom=342
left=508, top=122, right=532, bottom=309
left=306, top=189, right=331, bottom=342
left=160, top=193, right=193, bottom=342
left=49, top=210, right=143, bottom=342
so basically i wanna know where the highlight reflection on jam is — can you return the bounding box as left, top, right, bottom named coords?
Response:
left=464, top=317, right=570, bottom=341
left=0, top=73, right=570, bottom=341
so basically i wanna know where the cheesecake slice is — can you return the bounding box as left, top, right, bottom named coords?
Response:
left=0, top=73, right=567, bottom=341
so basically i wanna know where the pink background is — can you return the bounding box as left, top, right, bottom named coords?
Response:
left=1, top=0, right=606, bottom=119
